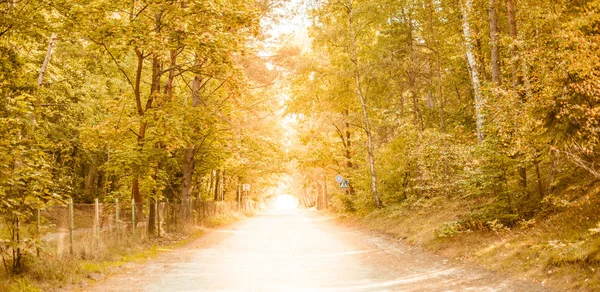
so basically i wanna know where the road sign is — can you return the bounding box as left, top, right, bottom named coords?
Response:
left=339, top=179, right=349, bottom=189
left=242, top=184, right=251, bottom=191
left=335, top=175, right=344, bottom=183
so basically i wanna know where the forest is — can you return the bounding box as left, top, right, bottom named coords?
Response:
left=286, top=0, right=600, bottom=288
left=1, top=0, right=600, bottom=289
left=290, top=0, right=600, bottom=223
left=1, top=0, right=287, bottom=275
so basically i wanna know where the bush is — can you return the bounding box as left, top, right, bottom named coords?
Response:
left=434, top=221, right=464, bottom=238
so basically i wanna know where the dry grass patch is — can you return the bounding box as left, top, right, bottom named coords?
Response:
left=339, top=194, right=600, bottom=291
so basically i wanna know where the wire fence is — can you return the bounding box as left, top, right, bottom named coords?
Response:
left=30, top=198, right=259, bottom=258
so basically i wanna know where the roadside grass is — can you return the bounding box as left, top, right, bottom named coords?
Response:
left=202, top=212, right=247, bottom=228
left=339, top=193, right=600, bottom=291
left=0, top=211, right=248, bottom=292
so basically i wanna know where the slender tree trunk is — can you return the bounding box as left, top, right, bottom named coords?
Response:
left=38, top=33, right=57, bottom=86
left=131, top=49, right=145, bottom=204
left=347, top=2, right=382, bottom=208
left=409, top=76, right=423, bottom=131
left=405, top=9, right=425, bottom=197
left=145, top=53, right=162, bottom=225
left=344, top=114, right=356, bottom=195
left=322, top=177, right=328, bottom=209
left=181, top=57, right=201, bottom=217
left=461, top=0, right=486, bottom=142
left=489, top=0, right=501, bottom=87
left=148, top=162, right=161, bottom=235
left=506, top=0, right=519, bottom=87
left=426, top=0, right=450, bottom=197
left=181, top=147, right=195, bottom=215
left=404, top=9, right=423, bottom=131
left=164, top=49, right=177, bottom=100
left=209, top=169, right=215, bottom=198
left=432, top=45, right=446, bottom=132
left=505, top=0, right=529, bottom=191
left=83, top=159, right=98, bottom=199
left=214, top=169, right=221, bottom=201
left=221, top=170, right=226, bottom=201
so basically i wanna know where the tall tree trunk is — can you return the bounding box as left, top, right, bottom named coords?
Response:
left=164, top=49, right=177, bottom=100
left=489, top=0, right=501, bottom=87
left=214, top=169, right=221, bottom=201
left=221, top=170, right=226, bottom=201
left=344, top=114, right=356, bottom=195
left=131, top=49, right=145, bottom=204
left=322, top=176, right=328, bottom=209
left=38, top=33, right=57, bottom=86
left=461, top=0, right=486, bottom=142
left=148, top=162, right=161, bottom=236
left=426, top=0, right=450, bottom=197
left=506, top=0, right=528, bottom=191
left=506, top=0, right=519, bottom=87
left=209, top=169, right=215, bottom=198
left=181, top=147, right=195, bottom=216
left=181, top=57, right=201, bottom=217
left=83, top=159, right=98, bottom=199
left=405, top=9, right=424, bottom=131
left=405, top=9, right=425, bottom=197
left=346, top=2, right=382, bottom=208
left=145, top=54, right=161, bottom=225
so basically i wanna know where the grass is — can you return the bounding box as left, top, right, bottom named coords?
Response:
left=338, top=193, right=600, bottom=291
left=202, top=212, right=247, bottom=228
left=0, top=210, right=248, bottom=291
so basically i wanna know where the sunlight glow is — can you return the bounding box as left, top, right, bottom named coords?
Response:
left=274, top=194, right=298, bottom=210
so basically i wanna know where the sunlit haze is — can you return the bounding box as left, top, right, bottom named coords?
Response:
left=273, top=194, right=299, bottom=210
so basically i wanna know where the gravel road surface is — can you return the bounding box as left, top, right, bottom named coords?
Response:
left=86, top=208, right=549, bottom=292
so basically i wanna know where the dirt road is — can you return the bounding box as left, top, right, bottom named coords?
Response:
left=87, top=209, right=549, bottom=291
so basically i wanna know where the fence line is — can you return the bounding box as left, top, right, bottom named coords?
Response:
left=29, top=199, right=258, bottom=259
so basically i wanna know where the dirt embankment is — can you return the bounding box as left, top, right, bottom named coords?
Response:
left=338, top=194, right=600, bottom=291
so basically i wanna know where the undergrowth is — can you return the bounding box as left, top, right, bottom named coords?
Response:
left=0, top=211, right=247, bottom=291
left=340, top=188, right=600, bottom=291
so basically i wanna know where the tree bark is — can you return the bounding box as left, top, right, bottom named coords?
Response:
left=426, top=0, right=450, bottom=197
left=181, top=57, right=201, bottom=216
left=461, top=0, right=486, bottom=142
left=164, top=49, right=177, bottom=100
left=37, top=33, right=57, bottom=86
left=181, top=147, right=195, bottom=215
left=131, top=49, right=146, bottom=204
left=506, top=0, right=519, bottom=87
left=221, top=170, right=226, bottom=201
left=214, top=169, right=221, bottom=201
left=83, top=159, right=98, bottom=199
left=405, top=9, right=423, bottom=131
left=505, top=0, right=529, bottom=191
left=489, top=0, right=501, bottom=87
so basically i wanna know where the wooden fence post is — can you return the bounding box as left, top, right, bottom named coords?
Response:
left=165, top=198, right=169, bottom=233
left=68, top=198, right=74, bottom=256
left=190, top=197, right=194, bottom=224
left=36, top=208, right=40, bottom=257
left=94, top=198, right=100, bottom=248
left=131, top=199, right=136, bottom=242
left=157, top=200, right=161, bottom=237
left=144, top=199, right=149, bottom=239
left=115, top=199, right=120, bottom=242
